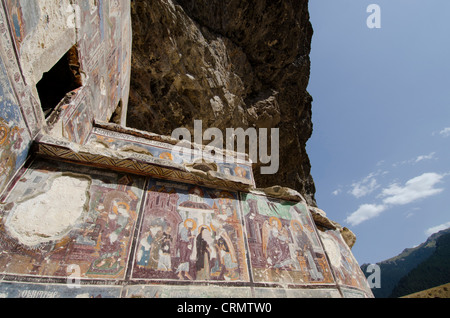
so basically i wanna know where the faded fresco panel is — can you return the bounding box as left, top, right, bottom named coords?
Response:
left=0, top=53, right=31, bottom=195
left=3, top=0, right=40, bottom=52
left=131, top=179, right=250, bottom=283
left=62, top=89, right=93, bottom=145
left=76, top=0, right=108, bottom=122
left=0, top=5, right=42, bottom=138
left=77, top=0, right=104, bottom=73
left=240, top=193, right=334, bottom=286
left=0, top=282, right=122, bottom=298
left=319, top=229, right=373, bottom=297
left=124, top=284, right=252, bottom=298
left=0, top=159, right=145, bottom=280
left=86, top=127, right=188, bottom=164
left=254, top=287, right=341, bottom=298
left=340, top=287, right=369, bottom=298
left=86, top=127, right=255, bottom=185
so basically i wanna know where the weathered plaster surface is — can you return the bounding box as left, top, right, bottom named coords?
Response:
left=5, top=174, right=91, bottom=247
left=0, top=44, right=32, bottom=195
left=0, top=0, right=133, bottom=197
left=0, top=158, right=373, bottom=298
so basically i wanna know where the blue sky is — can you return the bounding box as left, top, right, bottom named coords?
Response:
left=307, top=0, right=450, bottom=265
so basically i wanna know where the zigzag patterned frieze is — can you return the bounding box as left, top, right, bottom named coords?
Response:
left=36, top=141, right=252, bottom=192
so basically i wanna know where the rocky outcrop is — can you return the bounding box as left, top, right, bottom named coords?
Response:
left=127, top=0, right=316, bottom=205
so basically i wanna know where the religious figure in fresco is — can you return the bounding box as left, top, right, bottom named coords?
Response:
left=176, top=219, right=196, bottom=280
left=321, top=230, right=364, bottom=288
left=0, top=119, right=23, bottom=193
left=211, top=215, right=239, bottom=280
left=193, top=227, right=216, bottom=281
left=148, top=225, right=164, bottom=270
left=157, top=226, right=173, bottom=271
left=242, top=193, right=334, bottom=285
left=262, top=217, right=293, bottom=272
left=137, top=223, right=165, bottom=270
left=290, top=220, right=323, bottom=281
left=217, top=236, right=239, bottom=280
left=136, top=230, right=153, bottom=268
left=218, top=197, right=234, bottom=217
left=90, top=200, right=135, bottom=273
left=159, top=152, right=174, bottom=161
left=132, top=182, right=247, bottom=282
left=234, top=166, right=247, bottom=178
left=0, top=124, right=7, bottom=145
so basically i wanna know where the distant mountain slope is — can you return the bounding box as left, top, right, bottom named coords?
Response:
left=361, top=228, right=450, bottom=298
left=390, top=230, right=450, bottom=298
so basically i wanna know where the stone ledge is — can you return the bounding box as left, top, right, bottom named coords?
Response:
left=34, top=133, right=254, bottom=193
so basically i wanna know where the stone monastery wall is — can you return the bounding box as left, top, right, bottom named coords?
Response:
left=0, top=0, right=373, bottom=298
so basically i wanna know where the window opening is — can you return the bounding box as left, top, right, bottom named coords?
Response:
left=36, top=45, right=82, bottom=118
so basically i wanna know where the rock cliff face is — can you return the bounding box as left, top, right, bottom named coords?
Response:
left=127, top=0, right=316, bottom=205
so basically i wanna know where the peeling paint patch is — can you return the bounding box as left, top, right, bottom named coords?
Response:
left=5, top=174, right=91, bottom=247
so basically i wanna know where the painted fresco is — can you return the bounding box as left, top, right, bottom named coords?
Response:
left=75, top=0, right=130, bottom=122
left=253, top=287, right=341, bottom=298
left=0, top=282, right=122, bottom=298
left=124, top=284, right=252, bottom=298
left=76, top=0, right=109, bottom=122
left=340, top=287, right=368, bottom=298
left=86, top=127, right=255, bottom=185
left=77, top=0, right=105, bottom=73
left=319, top=229, right=373, bottom=296
left=3, top=0, right=40, bottom=52
left=131, top=179, right=250, bottom=283
left=105, top=0, right=122, bottom=113
left=0, top=0, right=132, bottom=145
left=0, top=2, right=45, bottom=138
left=0, top=159, right=145, bottom=280
left=86, top=60, right=109, bottom=122
left=240, top=193, right=334, bottom=285
left=62, top=89, right=93, bottom=145
left=119, top=0, right=132, bottom=116
left=0, top=52, right=31, bottom=195
left=106, top=47, right=120, bottom=113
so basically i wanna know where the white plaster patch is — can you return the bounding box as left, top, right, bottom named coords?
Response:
left=5, top=174, right=91, bottom=247
left=320, top=234, right=342, bottom=268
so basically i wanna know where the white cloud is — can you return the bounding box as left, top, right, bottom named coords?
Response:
left=332, top=189, right=342, bottom=196
left=376, top=160, right=385, bottom=167
left=349, top=172, right=380, bottom=199
left=393, top=152, right=437, bottom=167
left=380, top=173, right=444, bottom=206
left=346, top=172, right=447, bottom=227
left=439, top=127, right=450, bottom=137
left=425, top=222, right=450, bottom=237
left=415, top=152, right=436, bottom=163
left=346, top=204, right=387, bottom=226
